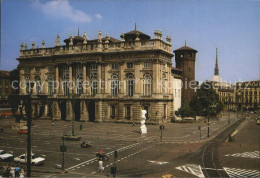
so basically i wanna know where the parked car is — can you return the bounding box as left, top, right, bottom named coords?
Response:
left=0, top=150, right=13, bottom=161
left=14, top=154, right=45, bottom=166
left=17, top=129, right=28, bottom=134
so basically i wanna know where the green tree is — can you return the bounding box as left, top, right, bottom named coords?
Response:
left=175, top=104, right=195, bottom=119
left=190, top=81, right=223, bottom=116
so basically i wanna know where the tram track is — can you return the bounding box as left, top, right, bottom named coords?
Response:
left=201, top=118, right=244, bottom=177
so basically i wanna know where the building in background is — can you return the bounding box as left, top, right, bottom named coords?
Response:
left=17, top=28, right=183, bottom=123
left=174, top=43, right=198, bottom=106
left=0, top=70, right=18, bottom=108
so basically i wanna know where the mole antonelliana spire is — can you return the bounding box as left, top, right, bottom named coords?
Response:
left=214, top=48, right=219, bottom=76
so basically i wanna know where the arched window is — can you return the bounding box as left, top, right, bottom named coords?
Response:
left=111, top=74, right=119, bottom=96
left=143, top=74, right=152, bottom=96
left=62, top=65, right=69, bottom=96
left=48, top=75, right=54, bottom=95
left=25, top=76, right=30, bottom=94
left=35, top=76, right=41, bottom=94
left=126, top=73, right=134, bottom=96
left=90, top=64, right=98, bottom=96
left=162, top=74, right=166, bottom=94
left=76, top=64, right=83, bottom=95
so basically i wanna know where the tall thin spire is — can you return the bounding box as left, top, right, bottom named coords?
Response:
left=135, top=23, right=137, bottom=31
left=185, top=40, right=186, bottom=46
left=78, top=27, right=79, bottom=36
left=214, top=48, right=219, bottom=76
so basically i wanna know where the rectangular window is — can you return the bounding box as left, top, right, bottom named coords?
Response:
left=111, top=105, right=116, bottom=118
left=127, top=62, right=133, bottom=69
left=126, top=106, right=131, bottom=119
left=111, top=63, right=118, bottom=70
left=144, top=62, right=152, bottom=68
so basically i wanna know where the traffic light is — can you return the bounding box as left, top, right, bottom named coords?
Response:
left=80, top=124, right=82, bottom=130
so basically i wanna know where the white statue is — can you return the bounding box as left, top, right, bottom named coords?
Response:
left=140, top=110, right=147, bottom=134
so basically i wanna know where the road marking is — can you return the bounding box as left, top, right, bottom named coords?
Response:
left=147, top=160, right=169, bottom=165
left=225, top=151, right=259, bottom=159
left=223, top=167, right=260, bottom=177
left=175, top=164, right=205, bottom=178
left=66, top=141, right=144, bottom=170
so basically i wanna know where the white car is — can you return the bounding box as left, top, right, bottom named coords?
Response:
left=14, top=154, right=45, bottom=166
left=0, top=150, right=13, bottom=161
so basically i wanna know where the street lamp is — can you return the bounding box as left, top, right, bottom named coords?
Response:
left=8, top=82, right=47, bottom=177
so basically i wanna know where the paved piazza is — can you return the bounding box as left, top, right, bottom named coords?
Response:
left=1, top=112, right=257, bottom=177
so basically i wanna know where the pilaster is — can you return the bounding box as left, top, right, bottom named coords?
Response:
left=83, top=64, right=87, bottom=94
left=55, top=66, right=59, bottom=94
left=69, top=65, right=73, bottom=94
left=20, top=69, right=25, bottom=95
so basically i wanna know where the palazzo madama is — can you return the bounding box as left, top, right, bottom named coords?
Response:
left=17, top=28, right=183, bottom=124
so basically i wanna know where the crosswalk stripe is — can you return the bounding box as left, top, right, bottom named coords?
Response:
left=223, top=167, right=260, bottom=177
left=225, top=151, right=259, bottom=159
left=175, top=164, right=205, bottom=177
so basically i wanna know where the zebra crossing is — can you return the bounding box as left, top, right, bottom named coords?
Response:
left=175, top=164, right=205, bottom=178
left=225, top=151, right=259, bottom=159
left=223, top=167, right=260, bottom=178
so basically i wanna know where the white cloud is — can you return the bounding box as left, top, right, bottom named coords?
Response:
left=95, top=13, right=103, bottom=19
left=33, top=0, right=92, bottom=23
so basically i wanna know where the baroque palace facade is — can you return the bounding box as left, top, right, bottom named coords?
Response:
left=17, top=29, right=184, bottom=123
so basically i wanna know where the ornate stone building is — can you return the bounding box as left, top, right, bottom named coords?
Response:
left=17, top=29, right=182, bottom=123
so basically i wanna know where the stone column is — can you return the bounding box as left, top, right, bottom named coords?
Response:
left=20, top=69, right=26, bottom=95
left=43, top=105, right=48, bottom=117
left=119, top=63, right=125, bottom=96
left=41, top=68, right=48, bottom=94
left=104, top=64, right=110, bottom=94
left=67, top=101, right=73, bottom=120
left=86, top=65, right=91, bottom=95
left=83, top=64, right=87, bottom=94
left=81, top=100, right=88, bottom=121
left=53, top=101, right=61, bottom=120
left=97, top=64, right=102, bottom=94
left=152, top=62, right=160, bottom=95
left=69, top=65, right=73, bottom=94
left=55, top=65, right=59, bottom=94
left=134, top=62, right=141, bottom=96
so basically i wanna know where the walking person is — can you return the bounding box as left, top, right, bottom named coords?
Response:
left=15, top=165, right=20, bottom=178
left=96, top=149, right=108, bottom=173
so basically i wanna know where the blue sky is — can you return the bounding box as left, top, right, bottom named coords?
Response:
left=1, top=0, right=260, bottom=83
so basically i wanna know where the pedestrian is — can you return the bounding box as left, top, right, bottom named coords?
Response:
left=3, top=164, right=7, bottom=177
left=96, top=149, right=108, bottom=172
left=15, top=165, right=20, bottom=178
left=20, top=167, right=25, bottom=178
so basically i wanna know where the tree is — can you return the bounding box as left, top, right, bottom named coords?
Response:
left=190, top=81, right=223, bottom=116
left=175, top=104, right=195, bottom=119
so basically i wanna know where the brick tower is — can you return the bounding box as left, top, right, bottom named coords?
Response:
left=174, top=43, right=197, bottom=105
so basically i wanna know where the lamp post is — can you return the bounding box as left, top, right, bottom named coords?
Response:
left=8, top=83, right=47, bottom=177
